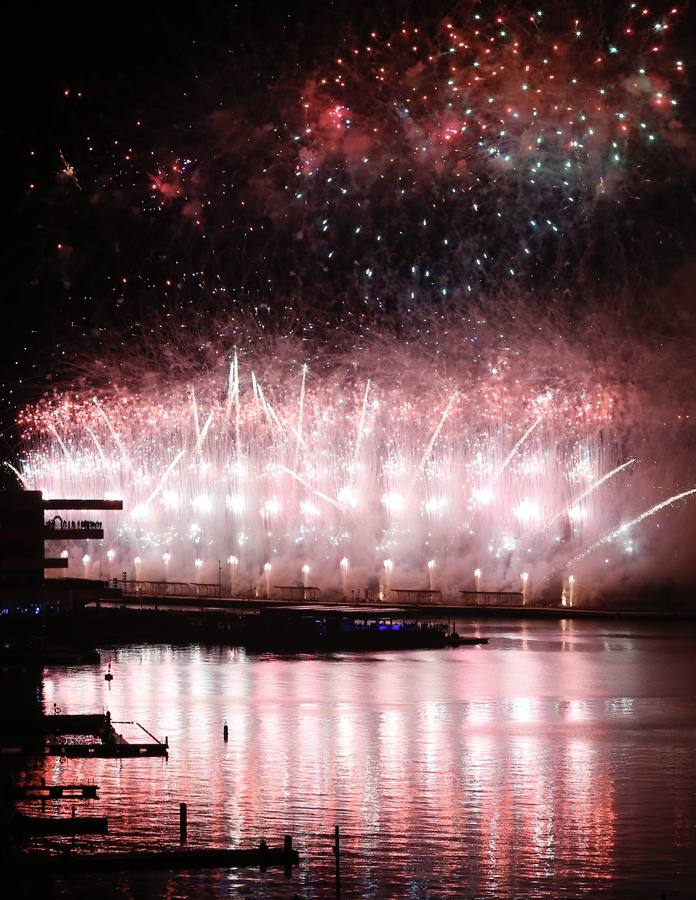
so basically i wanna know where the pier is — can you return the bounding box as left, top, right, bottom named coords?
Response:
left=13, top=814, right=108, bottom=835
left=99, top=581, right=694, bottom=620
left=43, top=712, right=168, bottom=757
left=12, top=838, right=300, bottom=874
left=14, top=783, right=99, bottom=800
left=47, top=740, right=168, bottom=758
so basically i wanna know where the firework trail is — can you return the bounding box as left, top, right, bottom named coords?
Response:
left=550, top=458, right=638, bottom=524
left=568, top=488, right=696, bottom=566
left=497, top=416, right=543, bottom=478
left=417, top=391, right=459, bottom=476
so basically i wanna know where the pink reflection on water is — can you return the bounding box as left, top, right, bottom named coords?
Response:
left=14, top=622, right=696, bottom=897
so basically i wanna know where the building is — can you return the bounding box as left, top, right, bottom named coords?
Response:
left=0, top=488, right=123, bottom=610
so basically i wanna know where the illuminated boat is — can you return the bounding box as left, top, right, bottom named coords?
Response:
left=243, top=607, right=488, bottom=652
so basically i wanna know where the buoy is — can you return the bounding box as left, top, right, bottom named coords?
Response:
left=104, top=662, right=113, bottom=682
left=223, top=721, right=229, bottom=742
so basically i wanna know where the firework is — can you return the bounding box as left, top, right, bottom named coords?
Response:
left=19, top=325, right=696, bottom=599
left=14, top=4, right=696, bottom=601
left=25, top=1, right=688, bottom=343
left=114, top=2, right=688, bottom=315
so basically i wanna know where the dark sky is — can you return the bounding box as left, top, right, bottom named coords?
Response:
left=3, top=0, right=334, bottom=452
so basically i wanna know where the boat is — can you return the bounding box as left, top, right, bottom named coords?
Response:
left=243, top=607, right=488, bottom=652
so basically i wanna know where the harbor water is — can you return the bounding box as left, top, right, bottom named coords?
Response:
left=15, top=618, right=696, bottom=898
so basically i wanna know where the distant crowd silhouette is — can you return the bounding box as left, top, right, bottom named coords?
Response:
left=46, top=515, right=103, bottom=530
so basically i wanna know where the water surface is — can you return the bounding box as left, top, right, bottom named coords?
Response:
left=17, top=618, right=696, bottom=897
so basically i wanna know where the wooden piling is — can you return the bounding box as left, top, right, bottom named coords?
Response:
left=259, top=838, right=268, bottom=872
left=179, top=802, right=187, bottom=843
left=283, top=835, right=293, bottom=878
left=334, top=825, right=341, bottom=897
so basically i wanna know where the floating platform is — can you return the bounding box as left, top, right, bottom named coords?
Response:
left=42, top=714, right=111, bottom=735
left=14, top=783, right=99, bottom=800
left=44, top=712, right=168, bottom=757
left=13, top=841, right=300, bottom=873
left=47, top=741, right=167, bottom=758
left=13, top=814, right=108, bottom=835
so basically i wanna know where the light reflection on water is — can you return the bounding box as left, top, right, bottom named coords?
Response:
left=18, top=619, right=696, bottom=898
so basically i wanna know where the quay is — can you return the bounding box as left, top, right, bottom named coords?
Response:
left=92, top=581, right=696, bottom=620
left=73, top=598, right=692, bottom=653
left=0, top=643, right=100, bottom=666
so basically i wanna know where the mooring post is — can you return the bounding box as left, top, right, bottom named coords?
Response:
left=179, top=802, right=187, bottom=843
left=334, top=824, right=341, bottom=897
left=259, top=838, right=268, bottom=872
left=284, top=835, right=293, bottom=878
left=223, top=721, right=229, bottom=742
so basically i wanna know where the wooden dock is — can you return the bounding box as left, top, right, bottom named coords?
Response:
left=13, top=814, right=108, bottom=835
left=42, top=713, right=111, bottom=735
left=14, top=783, right=99, bottom=800
left=12, top=838, right=299, bottom=873
left=44, top=712, right=168, bottom=757
left=47, top=740, right=167, bottom=758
